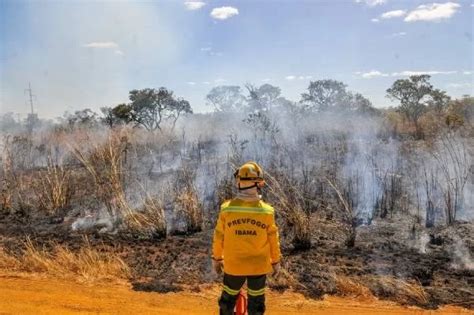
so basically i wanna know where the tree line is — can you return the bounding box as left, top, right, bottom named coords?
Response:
left=1, top=75, right=472, bottom=138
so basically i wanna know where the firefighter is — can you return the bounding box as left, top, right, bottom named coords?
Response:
left=212, top=161, right=281, bottom=315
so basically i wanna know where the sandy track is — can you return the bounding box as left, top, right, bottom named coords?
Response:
left=0, top=275, right=472, bottom=315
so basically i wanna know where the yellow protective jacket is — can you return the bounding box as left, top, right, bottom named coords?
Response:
left=212, top=198, right=281, bottom=276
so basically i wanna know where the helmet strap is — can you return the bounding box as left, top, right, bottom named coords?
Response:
left=238, top=183, right=258, bottom=191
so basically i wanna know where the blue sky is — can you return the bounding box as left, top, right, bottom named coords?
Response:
left=1, top=0, right=473, bottom=118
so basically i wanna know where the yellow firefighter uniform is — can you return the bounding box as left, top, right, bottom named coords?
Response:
left=212, top=198, right=281, bottom=276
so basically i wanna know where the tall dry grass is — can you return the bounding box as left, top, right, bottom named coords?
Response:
left=124, top=197, right=167, bottom=238
left=0, top=247, right=21, bottom=270
left=68, top=129, right=131, bottom=218
left=0, top=238, right=130, bottom=283
left=335, top=275, right=374, bottom=299
left=33, top=154, right=72, bottom=214
left=365, top=275, right=429, bottom=305
left=0, top=139, right=13, bottom=211
left=174, top=187, right=203, bottom=234
left=265, top=171, right=312, bottom=250
left=172, top=165, right=203, bottom=234
left=325, top=177, right=358, bottom=247
left=1, top=135, right=36, bottom=213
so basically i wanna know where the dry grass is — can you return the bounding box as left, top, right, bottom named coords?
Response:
left=268, top=265, right=304, bottom=291
left=0, top=248, right=21, bottom=270
left=33, top=155, right=71, bottom=214
left=124, top=197, right=167, bottom=238
left=265, top=171, right=312, bottom=250
left=365, top=275, right=429, bottom=305
left=1, top=135, right=35, bottom=213
left=0, top=146, right=13, bottom=211
left=68, top=129, right=131, bottom=218
left=335, top=275, right=374, bottom=299
left=0, top=238, right=130, bottom=283
left=172, top=165, right=203, bottom=234
left=174, top=187, right=203, bottom=234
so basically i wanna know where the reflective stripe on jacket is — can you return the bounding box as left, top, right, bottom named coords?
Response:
left=212, top=198, right=281, bottom=276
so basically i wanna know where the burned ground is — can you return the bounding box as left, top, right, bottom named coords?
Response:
left=1, top=104, right=473, bottom=311
left=1, top=211, right=472, bottom=310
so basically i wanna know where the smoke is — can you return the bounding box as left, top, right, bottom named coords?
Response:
left=450, top=235, right=474, bottom=270
left=1, top=81, right=473, bottom=242
left=341, top=118, right=400, bottom=224
left=417, top=230, right=430, bottom=254
left=412, top=132, right=473, bottom=226
left=71, top=212, right=118, bottom=234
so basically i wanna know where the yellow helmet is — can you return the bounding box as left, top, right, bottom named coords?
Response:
left=234, top=161, right=265, bottom=189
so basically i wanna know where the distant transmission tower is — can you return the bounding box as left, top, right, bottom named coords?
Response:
left=24, top=82, right=36, bottom=115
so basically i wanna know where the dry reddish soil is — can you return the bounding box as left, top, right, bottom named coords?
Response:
left=0, top=274, right=472, bottom=315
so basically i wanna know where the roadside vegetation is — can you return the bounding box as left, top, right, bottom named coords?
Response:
left=0, top=75, right=472, bottom=308
left=0, top=238, right=129, bottom=283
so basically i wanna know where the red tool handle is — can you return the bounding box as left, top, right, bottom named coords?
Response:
left=234, top=290, right=247, bottom=315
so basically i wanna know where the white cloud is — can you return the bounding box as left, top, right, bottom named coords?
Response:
left=381, top=10, right=406, bottom=19
left=83, top=41, right=119, bottom=48
left=202, top=81, right=211, bottom=85
left=404, top=2, right=460, bottom=22
left=463, top=71, right=473, bottom=75
left=84, top=42, right=124, bottom=55
left=187, top=81, right=196, bottom=85
left=210, top=6, right=239, bottom=20
left=261, top=78, right=271, bottom=82
left=391, top=32, right=407, bottom=37
left=392, top=70, right=457, bottom=76
left=200, top=47, right=223, bottom=56
left=214, top=78, right=227, bottom=83
left=447, top=82, right=474, bottom=88
left=357, top=69, right=459, bottom=78
left=360, top=70, right=389, bottom=78
left=371, top=18, right=380, bottom=22
left=286, top=75, right=312, bottom=81
left=184, top=1, right=206, bottom=11
left=355, top=0, right=387, bottom=6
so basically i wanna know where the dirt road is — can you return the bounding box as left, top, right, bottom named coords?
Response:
left=0, top=275, right=471, bottom=315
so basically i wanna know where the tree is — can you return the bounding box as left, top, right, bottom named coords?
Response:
left=206, top=86, right=245, bottom=112
left=100, top=107, right=118, bottom=128
left=428, top=89, right=451, bottom=113
left=100, top=106, right=131, bottom=128
left=0, top=112, right=21, bottom=133
left=300, top=80, right=377, bottom=114
left=301, top=80, right=349, bottom=111
left=351, top=93, right=379, bottom=115
left=64, top=109, right=98, bottom=128
left=386, top=75, right=434, bottom=138
left=169, top=98, right=192, bottom=129
left=445, top=95, right=474, bottom=128
left=245, top=83, right=283, bottom=112
left=109, top=88, right=193, bottom=131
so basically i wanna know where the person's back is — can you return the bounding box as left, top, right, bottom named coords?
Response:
left=212, top=162, right=281, bottom=315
